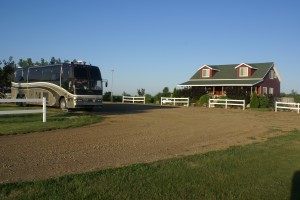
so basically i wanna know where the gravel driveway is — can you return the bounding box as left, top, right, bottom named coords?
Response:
left=1, top=103, right=300, bottom=183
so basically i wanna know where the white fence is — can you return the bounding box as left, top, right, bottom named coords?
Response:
left=275, top=102, right=300, bottom=114
left=122, top=96, right=145, bottom=104
left=209, top=99, right=246, bottom=110
left=161, top=97, right=189, bottom=107
left=0, top=97, right=47, bottom=122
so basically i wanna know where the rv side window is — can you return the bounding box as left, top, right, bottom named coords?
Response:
left=15, top=69, right=23, bottom=82
left=42, top=67, right=52, bottom=81
left=51, top=66, right=61, bottom=81
left=29, top=68, right=43, bottom=82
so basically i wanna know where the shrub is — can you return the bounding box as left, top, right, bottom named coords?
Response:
left=267, top=95, right=275, bottom=109
left=197, top=94, right=211, bottom=107
left=250, top=93, right=259, bottom=108
left=258, top=95, right=269, bottom=108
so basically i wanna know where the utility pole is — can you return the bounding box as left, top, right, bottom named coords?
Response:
left=111, top=69, right=114, bottom=102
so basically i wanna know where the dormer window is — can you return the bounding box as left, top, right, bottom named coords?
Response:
left=202, top=69, right=210, bottom=78
left=239, top=67, right=248, bottom=77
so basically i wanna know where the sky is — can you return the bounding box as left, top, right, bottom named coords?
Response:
left=0, top=0, right=299, bottom=95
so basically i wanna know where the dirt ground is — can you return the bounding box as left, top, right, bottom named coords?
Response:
left=1, top=103, right=300, bottom=184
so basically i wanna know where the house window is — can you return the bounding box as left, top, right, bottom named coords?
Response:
left=263, top=87, right=268, bottom=95
left=269, top=87, right=274, bottom=95
left=269, top=70, right=275, bottom=79
left=202, top=69, right=210, bottom=78
left=239, top=67, right=248, bottom=77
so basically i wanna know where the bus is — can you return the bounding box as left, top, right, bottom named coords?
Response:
left=11, top=62, right=107, bottom=110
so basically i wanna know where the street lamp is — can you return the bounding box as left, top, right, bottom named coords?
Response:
left=111, top=69, right=114, bottom=102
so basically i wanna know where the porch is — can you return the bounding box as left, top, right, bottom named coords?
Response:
left=204, top=86, right=262, bottom=97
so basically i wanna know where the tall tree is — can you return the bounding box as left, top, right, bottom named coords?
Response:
left=162, top=87, right=171, bottom=97
left=41, top=58, right=48, bottom=66
left=172, top=88, right=179, bottom=97
left=0, top=56, right=15, bottom=89
left=26, top=58, right=33, bottom=66
left=50, top=57, right=56, bottom=64
left=137, top=88, right=145, bottom=96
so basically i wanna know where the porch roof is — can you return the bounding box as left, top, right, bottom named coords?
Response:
left=178, top=79, right=263, bottom=87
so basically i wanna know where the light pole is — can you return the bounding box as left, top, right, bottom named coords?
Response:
left=111, top=69, right=114, bottom=102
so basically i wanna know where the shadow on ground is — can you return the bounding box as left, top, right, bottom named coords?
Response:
left=290, top=171, right=300, bottom=200
left=96, top=102, right=178, bottom=115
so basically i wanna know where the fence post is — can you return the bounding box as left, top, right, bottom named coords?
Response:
left=225, top=99, right=228, bottom=109
left=243, top=100, right=245, bottom=110
left=275, top=102, right=277, bottom=112
left=298, top=103, right=300, bottom=114
left=43, top=97, right=46, bottom=123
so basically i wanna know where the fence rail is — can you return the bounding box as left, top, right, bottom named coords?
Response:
left=275, top=102, right=300, bottom=114
left=209, top=99, right=245, bottom=110
left=122, top=96, right=145, bottom=104
left=0, top=97, right=47, bottom=122
left=161, top=97, right=189, bottom=107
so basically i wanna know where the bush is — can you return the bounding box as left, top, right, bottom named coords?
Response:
left=258, top=95, right=269, bottom=108
left=250, top=93, right=259, bottom=108
left=197, top=94, right=211, bottom=107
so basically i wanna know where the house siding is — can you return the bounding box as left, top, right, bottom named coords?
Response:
left=260, top=69, right=280, bottom=97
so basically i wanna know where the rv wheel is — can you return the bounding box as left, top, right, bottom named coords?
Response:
left=59, top=97, right=67, bottom=110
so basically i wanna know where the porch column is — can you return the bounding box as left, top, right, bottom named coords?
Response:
left=222, top=86, right=224, bottom=95
left=251, top=86, right=253, bottom=96
left=213, top=87, right=215, bottom=95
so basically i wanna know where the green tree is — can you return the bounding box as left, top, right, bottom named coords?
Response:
left=145, top=94, right=154, bottom=103
left=103, top=91, right=111, bottom=101
left=122, top=91, right=131, bottom=96
left=137, top=88, right=145, bottom=96
left=18, top=58, right=28, bottom=67
left=0, top=56, right=15, bottom=89
left=172, top=88, right=179, bottom=97
left=27, top=58, right=33, bottom=66
left=50, top=57, right=56, bottom=64
left=162, top=87, right=171, bottom=97
left=41, top=58, right=48, bottom=65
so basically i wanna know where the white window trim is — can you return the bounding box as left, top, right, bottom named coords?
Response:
left=263, top=87, right=268, bottom=95
left=269, top=87, right=274, bottom=95
left=239, top=67, right=248, bottom=77
left=202, top=69, right=210, bottom=78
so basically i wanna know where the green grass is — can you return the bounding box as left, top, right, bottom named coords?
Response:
left=1, top=130, right=300, bottom=199
left=0, top=105, right=103, bottom=135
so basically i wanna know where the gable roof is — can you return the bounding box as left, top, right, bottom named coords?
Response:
left=234, top=63, right=258, bottom=69
left=198, top=65, right=220, bottom=71
left=179, top=62, right=281, bottom=87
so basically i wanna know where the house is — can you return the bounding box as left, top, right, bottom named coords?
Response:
left=178, top=62, right=281, bottom=97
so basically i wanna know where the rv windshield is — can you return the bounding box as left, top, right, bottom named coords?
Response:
left=74, top=66, right=102, bottom=95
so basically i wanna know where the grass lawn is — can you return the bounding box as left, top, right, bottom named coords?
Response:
left=0, top=104, right=103, bottom=135
left=1, top=130, right=300, bottom=199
